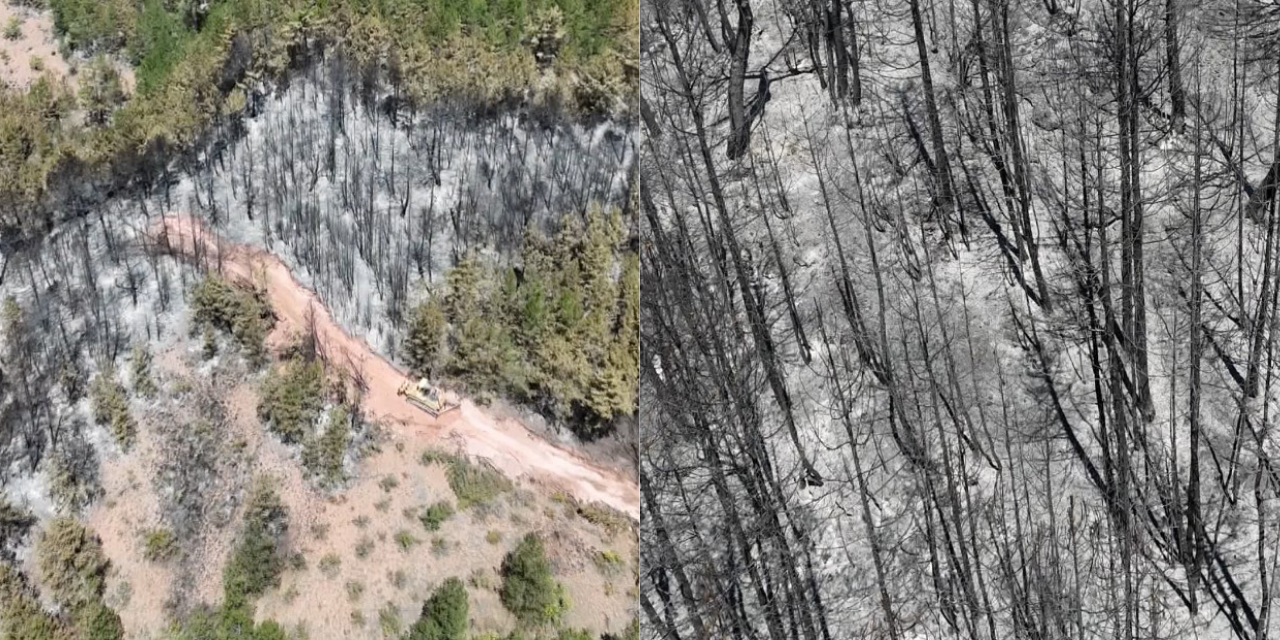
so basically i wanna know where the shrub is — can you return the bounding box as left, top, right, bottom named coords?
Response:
left=395, top=530, right=419, bottom=551
left=594, top=550, right=624, bottom=575
left=142, top=528, right=177, bottom=562
left=201, top=327, right=218, bottom=359
left=430, top=537, right=449, bottom=556
left=4, top=17, right=22, bottom=40
left=130, top=346, right=156, bottom=397
left=0, top=563, right=66, bottom=639
left=355, top=537, right=374, bottom=559
left=59, top=360, right=85, bottom=403
left=255, top=620, right=287, bottom=640
left=302, top=404, right=351, bottom=485
left=258, top=359, right=324, bottom=444
left=222, top=480, right=288, bottom=608
left=172, top=605, right=289, bottom=640
left=48, top=448, right=100, bottom=514
left=407, top=577, right=468, bottom=640
left=345, top=580, right=364, bottom=602
left=191, top=276, right=273, bottom=366
left=378, top=601, right=402, bottom=636
left=419, top=501, right=454, bottom=531
left=419, top=449, right=459, bottom=466
left=576, top=502, right=630, bottom=538
left=466, top=567, right=492, bottom=591
left=37, top=517, right=109, bottom=609
left=499, top=533, right=566, bottom=626
left=446, top=457, right=512, bottom=510
left=0, top=497, right=34, bottom=555
left=318, top=553, right=341, bottom=578
left=91, top=367, right=135, bottom=449
left=75, top=600, right=124, bottom=640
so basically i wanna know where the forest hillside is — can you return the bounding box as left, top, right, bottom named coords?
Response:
left=640, top=0, right=1280, bottom=638
left=0, top=0, right=640, bottom=636
left=0, top=0, right=638, bottom=241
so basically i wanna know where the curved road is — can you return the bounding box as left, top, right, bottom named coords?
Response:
left=155, top=216, right=640, bottom=519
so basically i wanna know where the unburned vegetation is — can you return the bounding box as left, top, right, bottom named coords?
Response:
left=192, top=275, right=275, bottom=366
left=404, top=208, right=639, bottom=439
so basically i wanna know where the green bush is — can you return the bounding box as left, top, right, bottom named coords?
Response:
left=191, top=276, right=273, bottom=367
left=75, top=600, right=124, bottom=640
left=594, top=550, right=624, bottom=575
left=302, top=404, right=352, bottom=485
left=130, top=345, right=157, bottom=397
left=420, top=449, right=460, bottom=467
left=419, top=501, right=454, bottom=531
left=47, top=450, right=99, bottom=513
left=91, top=367, right=135, bottom=448
left=318, top=553, right=341, bottom=578
left=222, top=479, right=288, bottom=609
left=258, top=359, right=324, bottom=444
left=394, top=530, right=419, bottom=551
left=0, top=563, right=67, bottom=640
left=407, top=577, right=468, bottom=640
left=378, top=601, right=402, bottom=636
left=142, top=528, right=177, bottom=562
left=36, top=517, right=109, bottom=610
left=575, top=502, right=630, bottom=539
left=4, top=17, right=22, bottom=40
left=499, top=533, right=567, bottom=626
left=446, top=457, right=513, bottom=510
left=173, top=604, right=289, bottom=640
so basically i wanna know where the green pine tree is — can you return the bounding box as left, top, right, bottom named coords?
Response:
left=130, top=345, right=157, bottom=397
left=499, top=533, right=567, bottom=625
left=79, top=56, right=125, bottom=127
left=407, top=576, right=469, bottom=640
left=405, top=296, right=448, bottom=377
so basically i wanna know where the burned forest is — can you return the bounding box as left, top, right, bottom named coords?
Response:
left=0, top=38, right=640, bottom=639
left=639, top=0, right=1280, bottom=638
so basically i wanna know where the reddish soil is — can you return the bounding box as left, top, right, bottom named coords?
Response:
left=86, top=344, right=637, bottom=639
left=152, top=215, right=640, bottom=519
left=0, top=3, right=69, bottom=90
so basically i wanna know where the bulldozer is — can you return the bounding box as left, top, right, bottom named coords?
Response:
left=396, top=377, right=461, bottom=417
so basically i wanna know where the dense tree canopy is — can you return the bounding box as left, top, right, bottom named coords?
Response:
left=404, top=207, right=638, bottom=437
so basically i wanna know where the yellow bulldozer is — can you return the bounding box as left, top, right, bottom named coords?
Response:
left=396, top=377, right=461, bottom=417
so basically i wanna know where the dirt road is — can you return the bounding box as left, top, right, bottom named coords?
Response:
left=154, top=215, right=640, bottom=519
